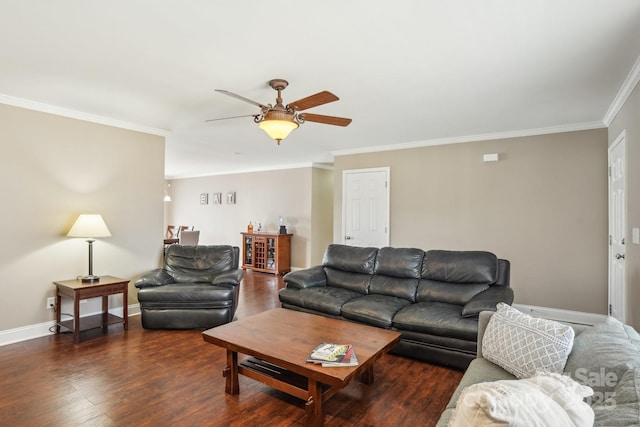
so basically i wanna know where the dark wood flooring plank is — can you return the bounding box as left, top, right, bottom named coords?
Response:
left=0, top=270, right=463, bottom=426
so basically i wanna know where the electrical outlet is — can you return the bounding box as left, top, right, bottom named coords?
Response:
left=47, top=297, right=55, bottom=310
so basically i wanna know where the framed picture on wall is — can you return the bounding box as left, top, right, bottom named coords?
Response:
left=226, top=192, right=236, bottom=204
left=212, top=192, right=222, bottom=205
left=200, top=193, right=209, bottom=204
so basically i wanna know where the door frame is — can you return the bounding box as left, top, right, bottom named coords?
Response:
left=608, top=129, right=626, bottom=321
left=341, top=167, right=390, bottom=246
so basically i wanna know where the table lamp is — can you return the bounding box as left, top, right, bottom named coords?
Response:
left=67, top=214, right=112, bottom=282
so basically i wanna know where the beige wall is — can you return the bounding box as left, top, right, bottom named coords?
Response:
left=0, top=103, right=165, bottom=332
left=311, top=167, right=334, bottom=263
left=334, top=129, right=609, bottom=315
left=609, top=81, right=640, bottom=329
left=166, top=166, right=333, bottom=268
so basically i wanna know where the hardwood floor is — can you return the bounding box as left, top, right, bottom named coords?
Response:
left=0, top=271, right=463, bottom=426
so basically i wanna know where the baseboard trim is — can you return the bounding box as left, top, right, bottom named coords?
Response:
left=513, top=303, right=607, bottom=326
left=0, top=304, right=141, bottom=347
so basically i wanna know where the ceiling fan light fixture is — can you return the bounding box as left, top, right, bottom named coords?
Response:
left=213, top=79, right=351, bottom=145
left=258, top=109, right=299, bottom=144
left=259, top=119, right=298, bottom=143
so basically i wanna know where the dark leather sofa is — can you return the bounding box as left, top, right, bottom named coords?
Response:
left=135, top=245, right=243, bottom=329
left=278, top=244, right=514, bottom=370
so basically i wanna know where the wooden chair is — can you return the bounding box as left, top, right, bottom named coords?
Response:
left=166, top=225, right=179, bottom=239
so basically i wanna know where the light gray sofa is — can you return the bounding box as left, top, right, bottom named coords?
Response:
left=437, top=311, right=640, bottom=426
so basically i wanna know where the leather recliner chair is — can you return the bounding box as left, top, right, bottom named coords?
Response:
left=135, top=245, right=243, bottom=329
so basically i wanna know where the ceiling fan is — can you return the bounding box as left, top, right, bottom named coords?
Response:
left=207, top=79, right=352, bottom=144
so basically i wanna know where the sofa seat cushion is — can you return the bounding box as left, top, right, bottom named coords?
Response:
left=279, top=286, right=361, bottom=316
left=445, top=358, right=517, bottom=412
left=341, top=294, right=411, bottom=328
left=392, top=302, right=478, bottom=341
left=398, top=330, right=478, bottom=354
left=137, top=284, right=235, bottom=309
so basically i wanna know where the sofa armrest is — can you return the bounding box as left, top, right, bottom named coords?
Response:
left=283, top=265, right=326, bottom=289
left=134, top=269, right=175, bottom=289
left=212, top=269, right=244, bottom=287
left=461, top=286, right=514, bottom=317
left=476, top=311, right=495, bottom=358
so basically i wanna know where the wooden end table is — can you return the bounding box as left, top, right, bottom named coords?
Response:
left=202, top=308, right=401, bottom=426
left=53, top=275, right=129, bottom=344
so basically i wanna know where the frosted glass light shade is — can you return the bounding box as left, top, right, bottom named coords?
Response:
left=259, top=119, right=299, bottom=142
left=67, top=214, right=112, bottom=238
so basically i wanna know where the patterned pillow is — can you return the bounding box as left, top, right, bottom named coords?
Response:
left=482, top=303, right=575, bottom=379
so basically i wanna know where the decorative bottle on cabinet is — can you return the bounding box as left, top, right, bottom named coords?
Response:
left=241, top=232, right=292, bottom=275
left=247, top=221, right=253, bottom=233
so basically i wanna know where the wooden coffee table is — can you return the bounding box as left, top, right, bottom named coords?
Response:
left=202, top=308, right=401, bottom=426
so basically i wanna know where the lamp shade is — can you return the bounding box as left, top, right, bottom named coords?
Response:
left=259, top=119, right=299, bottom=141
left=67, top=214, right=112, bottom=238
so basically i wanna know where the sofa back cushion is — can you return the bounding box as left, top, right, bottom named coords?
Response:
left=416, top=250, right=498, bottom=305
left=324, top=268, right=372, bottom=294
left=368, top=247, right=423, bottom=301
left=321, top=244, right=378, bottom=294
left=422, top=250, right=498, bottom=284
left=369, top=276, right=418, bottom=301
left=416, top=280, right=489, bottom=305
left=374, top=247, right=424, bottom=278
left=322, top=244, right=377, bottom=274
left=165, top=245, right=238, bottom=283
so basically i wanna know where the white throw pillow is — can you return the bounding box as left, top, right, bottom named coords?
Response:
left=482, top=303, right=575, bottom=379
left=448, top=372, right=594, bottom=427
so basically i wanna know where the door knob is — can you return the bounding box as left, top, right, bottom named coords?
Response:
left=615, top=253, right=625, bottom=260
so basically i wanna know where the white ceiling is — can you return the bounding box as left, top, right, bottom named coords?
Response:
left=1, top=1, right=640, bottom=179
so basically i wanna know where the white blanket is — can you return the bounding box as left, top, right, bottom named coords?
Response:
left=449, top=372, right=594, bottom=427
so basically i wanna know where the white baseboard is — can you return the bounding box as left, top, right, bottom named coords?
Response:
left=513, top=303, right=607, bottom=326
left=0, top=304, right=141, bottom=347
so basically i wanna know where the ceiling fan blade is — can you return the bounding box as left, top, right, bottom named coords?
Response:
left=287, top=91, right=339, bottom=111
left=215, top=89, right=268, bottom=109
left=300, top=113, right=352, bottom=127
left=205, top=114, right=258, bottom=122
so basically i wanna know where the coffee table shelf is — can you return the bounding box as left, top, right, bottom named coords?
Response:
left=203, top=308, right=401, bottom=426
left=240, top=357, right=331, bottom=400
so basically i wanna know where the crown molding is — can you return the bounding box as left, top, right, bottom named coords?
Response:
left=603, top=54, right=640, bottom=126
left=331, top=121, right=606, bottom=157
left=167, top=162, right=320, bottom=179
left=0, top=93, right=168, bottom=137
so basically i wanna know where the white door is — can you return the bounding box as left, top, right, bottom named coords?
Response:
left=342, top=167, right=389, bottom=247
left=608, top=131, right=626, bottom=322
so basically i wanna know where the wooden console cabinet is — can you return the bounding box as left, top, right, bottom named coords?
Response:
left=241, top=232, right=292, bottom=275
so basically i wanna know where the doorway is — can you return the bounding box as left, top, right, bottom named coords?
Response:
left=608, top=130, right=626, bottom=322
left=342, top=167, right=390, bottom=247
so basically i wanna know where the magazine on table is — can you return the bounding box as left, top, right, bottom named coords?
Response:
left=306, top=343, right=359, bottom=367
